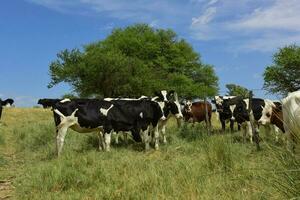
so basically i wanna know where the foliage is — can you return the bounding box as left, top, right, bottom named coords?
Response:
left=263, top=44, right=300, bottom=95
left=48, top=24, right=218, bottom=98
left=225, top=83, right=250, bottom=98
left=61, top=93, right=78, bottom=99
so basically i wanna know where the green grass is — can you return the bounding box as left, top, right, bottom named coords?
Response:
left=0, top=108, right=299, bottom=199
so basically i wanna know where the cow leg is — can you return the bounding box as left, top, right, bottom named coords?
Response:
left=104, top=131, right=112, bottom=152
left=161, top=125, right=167, bottom=144
left=142, top=127, right=150, bottom=151
left=273, top=126, right=280, bottom=143
left=221, top=120, right=226, bottom=133
left=124, top=131, right=128, bottom=144
left=209, top=116, right=212, bottom=132
left=97, top=131, right=105, bottom=151
left=206, top=116, right=212, bottom=133
left=56, top=125, right=69, bottom=156
left=114, top=132, right=119, bottom=144
left=230, top=120, right=234, bottom=133
left=246, top=121, right=253, bottom=143
left=237, top=124, right=241, bottom=131
left=154, top=126, right=160, bottom=150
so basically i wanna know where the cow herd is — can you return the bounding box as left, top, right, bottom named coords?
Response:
left=0, top=90, right=300, bottom=156
left=37, top=90, right=183, bottom=156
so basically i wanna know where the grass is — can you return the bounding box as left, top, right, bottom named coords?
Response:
left=0, top=108, right=299, bottom=199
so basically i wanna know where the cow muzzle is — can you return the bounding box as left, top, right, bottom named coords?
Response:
left=258, top=119, right=266, bottom=125
left=175, top=113, right=183, bottom=119
left=160, top=116, right=166, bottom=121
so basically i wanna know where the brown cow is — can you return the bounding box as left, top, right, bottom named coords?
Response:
left=183, top=100, right=212, bottom=129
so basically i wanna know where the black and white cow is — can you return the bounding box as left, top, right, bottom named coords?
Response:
left=152, top=92, right=183, bottom=144
left=100, top=99, right=166, bottom=151
left=52, top=97, right=168, bottom=155
left=0, top=98, right=14, bottom=122
left=2, top=98, right=14, bottom=107
left=223, top=97, right=281, bottom=143
left=52, top=99, right=112, bottom=156
left=212, top=96, right=239, bottom=132
left=104, top=90, right=183, bottom=146
left=38, top=98, right=61, bottom=108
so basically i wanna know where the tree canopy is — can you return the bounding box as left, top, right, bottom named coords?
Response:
left=263, top=44, right=300, bottom=96
left=48, top=24, right=219, bottom=98
left=226, top=84, right=250, bottom=98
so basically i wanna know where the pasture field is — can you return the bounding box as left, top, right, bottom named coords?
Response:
left=0, top=108, right=299, bottom=199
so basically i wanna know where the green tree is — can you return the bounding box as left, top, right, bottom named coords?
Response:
left=263, top=44, right=300, bottom=96
left=226, top=84, right=250, bottom=98
left=48, top=24, right=219, bottom=98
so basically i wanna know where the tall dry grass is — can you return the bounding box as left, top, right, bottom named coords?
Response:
left=0, top=108, right=299, bottom=199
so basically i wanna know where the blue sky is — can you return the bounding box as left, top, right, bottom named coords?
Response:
left=1, top=0, right=299, bottom=107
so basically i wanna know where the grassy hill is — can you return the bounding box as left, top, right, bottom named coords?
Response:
left=0, top=108, right=299, bottom=199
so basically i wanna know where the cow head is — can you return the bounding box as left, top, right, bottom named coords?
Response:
left=154, top=90, right=175, bottom=102
left=258, top=99, right=276, bottom=125
left=184, top=100, right=193, bottom=113
left=232, top=100, right=249, bottom=123
left=154, top=91, right=183, bottom=124
left=2, top=99, right=14, bottom=107
left=165, top=92, right=183, bottom=119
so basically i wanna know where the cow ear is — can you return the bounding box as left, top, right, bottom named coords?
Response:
left=167, top=90, right=175, bottom=100
left=168, top=90, right=175, bottom=96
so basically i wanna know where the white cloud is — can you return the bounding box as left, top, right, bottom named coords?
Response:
left=190, top=0, right=300, bottom=52
left=207, top=0, right=218, bottom=6
left=231, top=0, right=300, bottom=31
left=191, top=7, right=217, bottom=26
left=27, top=0, right=300, bottom=52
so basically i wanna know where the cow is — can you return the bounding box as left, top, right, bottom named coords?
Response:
left=52, top=97, right=169, bottom=156
left=38, top=98, right=61, bottom=108
left=52, top=99, right=113, bottom=156
left=104, top=90, right=183, bottom=146
left=2, top=98, right=14, bottom=107
left=229, top=97, right=284, bottom=144
left=212, top=96, right=239, bottom=132
left=0, top=98, right=14, bottom=122
left=281, top=91, right=300, bottom=152
left=100, top=99, right=166, bottom=151
left=182, top=100, right=212, bottom=129
left=258, top=100, right=284, bottom=142
left=152, top=92, right=183, bottom=144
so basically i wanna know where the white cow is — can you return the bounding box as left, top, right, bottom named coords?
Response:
left=282, top=91, right=300, bottom=151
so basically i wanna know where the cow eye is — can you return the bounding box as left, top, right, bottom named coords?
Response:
left=266, top=113, right=271, bottom=118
